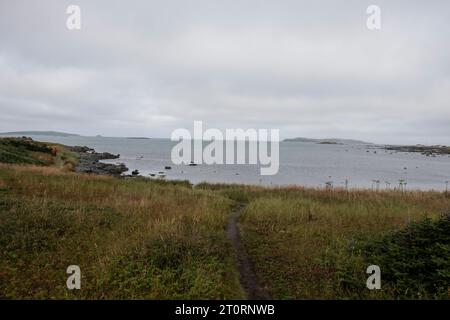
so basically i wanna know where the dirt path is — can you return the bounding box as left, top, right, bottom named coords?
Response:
left=227, top=204, right=271, bottom=300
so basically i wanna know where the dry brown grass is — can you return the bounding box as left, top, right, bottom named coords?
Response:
left=0, top=165, right=243, bottom=299
left=2, top=162, right=449, bottom=299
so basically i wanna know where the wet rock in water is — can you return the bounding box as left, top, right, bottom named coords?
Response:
left=165, top=166, right=172, bottom=170
left=131, top=169, right=140, bottom=176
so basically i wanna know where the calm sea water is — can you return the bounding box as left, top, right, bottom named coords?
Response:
left=12, top=135, right=450, bottom=191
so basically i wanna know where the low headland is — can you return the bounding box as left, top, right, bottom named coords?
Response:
left=68, top=145, right=128, bottom=175
left=0, top=137, right=449, bottom=299
left=385, top=144, right=450, bottom=157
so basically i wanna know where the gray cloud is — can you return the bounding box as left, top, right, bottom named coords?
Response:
left=0, top=0, right=449, bottom=144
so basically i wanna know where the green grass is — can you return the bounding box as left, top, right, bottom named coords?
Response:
left=0, top=137, right=78, bottom=169
left=198, top=184, right=450, bottom=299
left=0, top=138, right=51, bottom=165
left=0, top=138, right=449, bottom=299
left=0, top=165, right=243, bottom=299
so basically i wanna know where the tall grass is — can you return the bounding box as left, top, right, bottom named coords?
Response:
left=0, top=165, right=243, bottom=299
left=1, top=161, right=449, bottom=299
left=227, top=185, right=450, bottom=299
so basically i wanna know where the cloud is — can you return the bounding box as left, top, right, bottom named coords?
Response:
left=0, top=0, right=449, bottom=144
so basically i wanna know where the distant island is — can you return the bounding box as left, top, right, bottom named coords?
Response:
left=385, top=144, right=450, bottom=156
left=0, top=131, right=80, bottom=137
left=127, top=137, right=150, bottom=140
left=283, top=137, right=372, bottom=145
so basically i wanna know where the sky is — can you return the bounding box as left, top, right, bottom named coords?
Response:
left=0, top=0, right=449, bottom=145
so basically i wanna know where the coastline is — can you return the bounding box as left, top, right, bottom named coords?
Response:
left=1, top=136, right=449, bottom=299
left=1, top=135, right=449, bottom=191
left=67, top=145, right=128, bottom=176
left=385, top=144, right=450, bottom=157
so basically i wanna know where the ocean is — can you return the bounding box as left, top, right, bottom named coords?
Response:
left=8, top=135, right=450, bottom=191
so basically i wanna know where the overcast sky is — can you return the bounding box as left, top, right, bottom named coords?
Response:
left=0, top=0, right=449, bottom=144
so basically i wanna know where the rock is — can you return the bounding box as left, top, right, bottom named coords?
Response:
left=165, top=166, right=172, bottom=170
left=131, top=169, right=140, bottom=176
left=68, top=145, right=94, bottom=153
left=71, top=145, right=128, bottom=176
left=385, top=144, right=450, bottom=156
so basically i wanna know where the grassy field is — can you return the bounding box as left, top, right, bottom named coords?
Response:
left=0, top=164, right=243, bottom=299
left=0, top=137, right=449, bottom=299
left=198, top=185, right=450, bottom=299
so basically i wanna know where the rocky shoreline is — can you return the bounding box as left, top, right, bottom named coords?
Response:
left=384, top=145, right=450, bottom=157
left=68, top=145, right=128, bottom=175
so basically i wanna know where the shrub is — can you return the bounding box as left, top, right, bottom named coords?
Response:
left=339, top=215, right=450, bottom=299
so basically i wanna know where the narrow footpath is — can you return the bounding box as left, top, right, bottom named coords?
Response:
left=226, top=204, right=271, bottom=300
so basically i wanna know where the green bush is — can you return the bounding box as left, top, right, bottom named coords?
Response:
left=339, top=215, right=450, bottom=299
left=0, top=138, right=52, bottom=165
